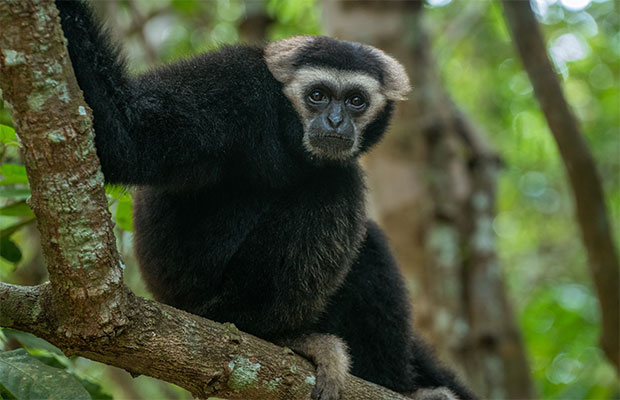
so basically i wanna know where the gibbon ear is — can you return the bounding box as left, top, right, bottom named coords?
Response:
left=369, top=48, right=411, bottom=101
left=265, top=36, right=316, bottom=83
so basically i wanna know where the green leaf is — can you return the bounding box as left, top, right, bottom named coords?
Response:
left=2, top=343, right=112, bottom=400
left=0, top=187, right=30, bottom=200
left=0, top=349, right=91, bottom=400
left=0, top=164, right=27, bottom=186
left=0, top=125, right=17, bottom=145
left=75, top=378, right=112, bottom=400
left=1, top=330, right=63, bottom=356
left=0, top=237, right=21, bottom=263
left=25, top=352, right=66, bottom=371
left=114, top=198, right=133, bottom=232
left=0, top=202, right=33, bottom=217
left=0, top=385, right=17, bottom=399
left=171, top=0, right=199, bottom=13
left=104, top=185, right=129, bottom=200
left=0, top=218, right=36, bottom=238
left=106, top=185, right=133, bottom=232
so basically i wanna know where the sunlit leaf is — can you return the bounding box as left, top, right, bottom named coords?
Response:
left=0, top=125, right=17, bottom=145
left=105, top=185, right=133, bottom=232
left=114, top=197, right=133, bottom=232
left=171, top=0, right=199, bottom=14
left=0, top=201, right=33, bottom=217
left=0, top=164, right=28, bottom=186
left=104, top=185, right=130, bottom=200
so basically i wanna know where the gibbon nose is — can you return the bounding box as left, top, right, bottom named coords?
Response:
left=326, top=103, right=344, bottom=129
left=327, top=112, right=343, bottom=128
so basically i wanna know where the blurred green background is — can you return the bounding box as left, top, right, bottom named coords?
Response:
left=0, top=0, right=618, bottom=398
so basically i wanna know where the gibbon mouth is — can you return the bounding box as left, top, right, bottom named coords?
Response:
left=308, top=134, right=354, bottom=153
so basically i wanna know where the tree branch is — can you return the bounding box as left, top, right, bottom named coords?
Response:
left=0, top=1, right=406, bottom=398
left=0, top=282, right=402, bottom=399
left=502, top=0, right=619, bottom=371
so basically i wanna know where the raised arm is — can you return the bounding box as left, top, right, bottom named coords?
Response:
left=55, top=1, right=283, bottom=188
left=56, top=0, right=142, bottom=184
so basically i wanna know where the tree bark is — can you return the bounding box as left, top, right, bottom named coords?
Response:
left=0, top=0, right=126, bottom=335
left=502, top=0, right=619, bottom=372
left=322, top=2, right=535, bottom=398
left=0, top=282, right=403, bottom=399
left=0, top=1, right=407, bottom=398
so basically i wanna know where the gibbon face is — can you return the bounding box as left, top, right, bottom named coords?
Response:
left=265, top=36, right=410, bottom=161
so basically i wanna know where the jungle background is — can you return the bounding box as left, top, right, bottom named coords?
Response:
left=0, top=0, right=618, bottom=399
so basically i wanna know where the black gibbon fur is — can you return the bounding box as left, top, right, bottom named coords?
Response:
left=56, top=1, right=474, bottom=399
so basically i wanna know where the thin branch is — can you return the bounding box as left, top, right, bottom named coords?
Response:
left=501, top=0, right=619, bottom=371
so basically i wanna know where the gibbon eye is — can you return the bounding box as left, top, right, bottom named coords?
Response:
left=347, top=95, right=366, bottom=109
left=308, top=89, right=327, bottom=104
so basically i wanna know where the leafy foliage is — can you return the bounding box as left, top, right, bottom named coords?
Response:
left=0, top=125, right=16, bottom=147
left=521, top=284, right=617, bottom=399
left=426, top=0, right=619, bottom=397
left=0, top=349, right=91, bottom=400
left=0, top=122, right=32, bottom=267
left=266, top=0, right=321, bottom=39
left=105, top=186, right=133, bottom=233
left=0, top=331, right=112, bottom=400
left=0, top=164, right=27, bottom=186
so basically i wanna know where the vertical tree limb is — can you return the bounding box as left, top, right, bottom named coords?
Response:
left=502, top=0, right=619, bottom=372
left=0, top=0, right=128, bottom=337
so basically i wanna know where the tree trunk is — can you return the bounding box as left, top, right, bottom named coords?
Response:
left=322, top=2, right=535, bottom=398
